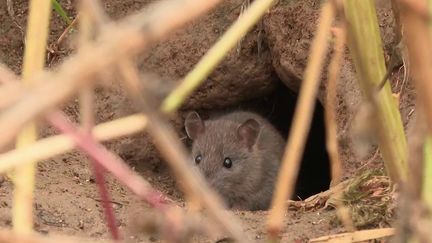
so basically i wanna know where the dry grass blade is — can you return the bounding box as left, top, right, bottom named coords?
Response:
left=324, top=23, right=354, bottom=231
left=0, top=114, right=148, bottom=173
left=0, top=0, right=222, bottom=151
left=397, top=1, right=432, bottom=241
left=266, top=1, right=335, bottom=238
left=309, top=228, right=395, bottom=243
left=287, top=179, right=351, bottom=211
left=13, top=0, right=52, bottom=233
left=424, top=136, right=432, bottom=210
left=325, top=25, right=345, bottom=186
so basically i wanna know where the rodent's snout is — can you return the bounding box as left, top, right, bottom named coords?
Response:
left=206, top=176, right=225, bottom=192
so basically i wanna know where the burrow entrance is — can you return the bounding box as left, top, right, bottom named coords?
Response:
left=236, top=79, right=331, bottom=200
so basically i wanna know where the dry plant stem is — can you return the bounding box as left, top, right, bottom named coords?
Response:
left=78, top=4, right=119, bottom=240
left=80, top=70, right=120, bottom=241
left=118, top=61, right=248, bottom=242
left=344, top=0, right=408, bottom=183
left=325, top=25, right=355, bottom=231
left=326, top=26, right=345, bottom=185
left=391, top=0, right=403, bottom=44
left=429, top=0, right=432, bottom=34
left=309, top=228, right=395, bottom=243
left=0, top=66, right=25, bottom=109
left=411, top=211, right=432, bottom=243
left=90, top=161, right=120, bottom=240
left=0, top=0, right=222, bottom=151
left=398, top=2, right=432, bottom=134
left=46, top=111, right=167, bottom=208
left=400, top=0, right=430, bottom=21
left=424, top=0, right=432, bottom=212
left=0, top=64, right=20, bottom=84
left=161, top=0, right=277, bottom=113
left=266, top=1, right=335, bottom=238
left=13, top=0, right=51, bottom=234
left=0, top=114, right=148, bottom=173
left=55, top=14, right=79, bottom=48
left=422, top=135, right=432, bottom=210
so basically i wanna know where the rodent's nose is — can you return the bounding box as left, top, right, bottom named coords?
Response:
left=203, top=170, right=212, bottom=178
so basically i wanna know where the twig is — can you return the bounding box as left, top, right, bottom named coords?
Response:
left=117, top=60, right=248, bottom=242
left=0, top=0, right=223, bottom=151
left=47, top=14, right=79, bottom=54
left=325, top=23, right=355, bottom=231
left=309, top=228, right=395, bottom=243
left=326, top=24, right=345, bottom=186
left=288, top=179, right=352, bottom=210
left=265, top=1, right=335, bottom=239
left=13, top=0, right=52, bottom=234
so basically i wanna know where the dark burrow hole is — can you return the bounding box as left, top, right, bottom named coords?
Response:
left=198, top=79, right=331, bottom=200
left=245, top=81, right=331, bottom=200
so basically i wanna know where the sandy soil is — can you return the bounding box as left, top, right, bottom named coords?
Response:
left=0, top=0, right=402, bottom=242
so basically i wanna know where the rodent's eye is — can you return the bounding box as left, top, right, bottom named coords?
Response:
left=195, top=154, right=202, bottom=164
left=223, top=157, right=232, bottom=169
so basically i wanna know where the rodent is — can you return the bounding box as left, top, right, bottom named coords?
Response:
left=184, top=110, right=285, bottom=211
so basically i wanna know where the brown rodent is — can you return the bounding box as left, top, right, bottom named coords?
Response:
left=184, top=110, right=285, bottom=211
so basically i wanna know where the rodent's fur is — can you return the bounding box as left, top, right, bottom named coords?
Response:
left=184, top=110, right=285, bottom=210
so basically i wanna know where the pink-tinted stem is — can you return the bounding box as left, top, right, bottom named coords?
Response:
left=90, top=162, right=120, bottom=240
left=46, top=111, right=167, bottom=209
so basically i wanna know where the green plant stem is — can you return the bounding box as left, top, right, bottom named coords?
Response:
left=344, top=0, right=408, bottom=183
left=52, top=0, right=71, bottom=25
left=424, top=0, right=432, bottom=214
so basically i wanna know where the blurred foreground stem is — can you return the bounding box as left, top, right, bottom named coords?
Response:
left=78, top=3, right=119, bottom=239
left=344, top=0, right=408, bottom=183
left=266, top=1, right=334, bottom=239
left=423, top=137, right=432, bottom=210
left=13, top=0, right=51, bottom=233
left=424, top=0, right=432, bottom=212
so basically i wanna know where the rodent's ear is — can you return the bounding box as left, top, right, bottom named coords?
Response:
left=237, top=119, right=260, bottom=148
left=185, top=111, right=205, bottom=140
